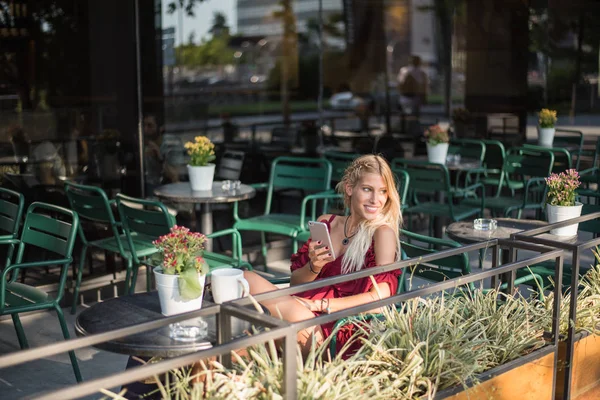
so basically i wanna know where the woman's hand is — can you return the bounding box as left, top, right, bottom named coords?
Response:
left=308, top=240, right=334, bottom=273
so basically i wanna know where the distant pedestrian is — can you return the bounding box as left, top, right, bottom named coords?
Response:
left=397, top=55, right=428, bottom=120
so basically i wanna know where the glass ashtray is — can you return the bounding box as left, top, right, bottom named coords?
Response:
left=473, top=218, right=497, bottom=231
left=169, top=317, right=208, bottom=342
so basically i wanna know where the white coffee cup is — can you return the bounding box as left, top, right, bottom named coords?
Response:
left=211, top=268, right=250, bottom=304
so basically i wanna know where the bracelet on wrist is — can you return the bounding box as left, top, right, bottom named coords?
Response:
left=309, top=261, right=320, bottom=275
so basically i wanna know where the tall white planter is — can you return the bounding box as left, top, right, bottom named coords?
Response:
left=546, top=202, right=583, bottom=237
left=153, top=267, right=206, bottom=316
left=426, top=142, right=449, bottom=164
left=538, top=127, right=556, bottom=147
left=187, top=163, right=215, bottom=191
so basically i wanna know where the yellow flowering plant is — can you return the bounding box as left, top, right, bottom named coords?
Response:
left=184, top=136, right=215, bottom=166
left=538, top=109, right=557, bottom=128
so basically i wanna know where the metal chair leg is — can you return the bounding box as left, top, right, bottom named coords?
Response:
left=71, top=245, right=88, bottom=315
left=260, top=232, right=268, bottom=268
left=126, top=259, right=136, bottom=295
left=146, top=262, right=152, bottom=292
left=11, top=314, right=28, bottom=349
left=55, top=305, right=83, bottom=382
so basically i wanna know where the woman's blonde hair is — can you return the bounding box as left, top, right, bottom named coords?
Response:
left=335, top=154, right=403, bottom=274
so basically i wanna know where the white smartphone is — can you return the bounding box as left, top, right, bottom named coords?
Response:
left=308, top=221, right=336, bottom=259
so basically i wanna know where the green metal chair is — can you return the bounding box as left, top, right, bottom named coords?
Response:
left=522, top=143, right=572, bottom=173
left=554, top=128, right=584, bottom=170
left=391, top=167, right=410, bottom=211
left=65, top=182, right=134, bottom=313
left=462, top=146, right=554, bottom=218
left=0, top=187, right=25, bottom=268
left=392, top=158, right=485, bottom=236
left=233, top=156, right=332, bottom=263
left=323, top=151, right=359, bottom=184
left=477, top=139, right=507, bottom=197
left=0, top=202, right=82, bottom=382
left=400, top=230, right=474, bottom=291
left=448, top=138, right=486, bottom=165
left=116, top=194, right=251, bottom=294
left=579, top=137, right=600, bottom=203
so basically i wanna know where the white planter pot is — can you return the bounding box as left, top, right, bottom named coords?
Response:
left=187, top=164, right=215, bottom=191
left=538, top=127, right=556, bottom=147
left=153, top=267, right=206, bottom=316
left=426, top=142, right=449, bottom=164
left=546, top=202, right=583, bottom=237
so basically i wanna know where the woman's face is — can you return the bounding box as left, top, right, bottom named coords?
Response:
left=346, top=172, right=388, bottom=221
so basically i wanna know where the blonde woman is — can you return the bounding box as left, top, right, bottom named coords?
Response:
left=245, top=154, right=403, bottom=355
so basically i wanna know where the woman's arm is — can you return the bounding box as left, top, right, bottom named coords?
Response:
left=303, top=282, right=392, bottom=314
left=304, top=225, right=399, bottom=313
left=290, top=215, right=334, bottom=286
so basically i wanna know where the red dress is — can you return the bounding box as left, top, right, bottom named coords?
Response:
left=290, top=215, right=402, bottom=355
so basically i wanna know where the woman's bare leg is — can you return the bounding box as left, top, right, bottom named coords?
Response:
left=244, top=271, right=325, bottom=356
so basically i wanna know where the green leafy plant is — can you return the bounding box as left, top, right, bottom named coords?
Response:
left=185, top=136, right=216, bottom=166
left=544, top=169, right=581, bottom=207
left=152, top=225, right=209, bottom=300
left=451, top=107, right=470, bottom=124
left=423, top=124, right=449, bottom=145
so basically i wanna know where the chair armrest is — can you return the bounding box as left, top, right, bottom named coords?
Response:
left=0, top=238, right=20, bottom=246
left=523, top=177, right=547, bottom=205
left=267, top=277, right=291, bottom=285
left=250, top=182, right=269, bottom=190
left=299, top=190, right=343, bottom=229
left=233, top=183, right=269, bottom=221
left=2, top=258, right=73, bottom=282
left=580, top=167, right=599, bottom=176
left=462, top=167, right=488, bottom=186
left=206, top=228, right=243, bottom=260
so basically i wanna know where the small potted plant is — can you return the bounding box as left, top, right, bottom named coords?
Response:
left=424, top=124, right=450, bottom=164
left=152, top=225, right=209, bottom=315
left=451, top=107, right=470, bottom=138
left=538, top=108, right=557, bottom=147
left=545, top=169, right=582, bottom=236
left=184, top=135, right=216, bottom=191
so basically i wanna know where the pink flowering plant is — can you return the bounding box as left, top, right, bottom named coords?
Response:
left=152, top=225, right=209, bottom=300
left=545, top=169, right=581, bottom=207
left=424, top=124, right=450, bottom=145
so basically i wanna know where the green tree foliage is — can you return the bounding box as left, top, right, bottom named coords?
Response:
left=177, top=35, right=233, bottom=67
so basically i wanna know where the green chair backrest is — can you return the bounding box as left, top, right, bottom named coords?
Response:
left=15, top=202, right=79, bottom=261
left=504, top=147, right=555, bottom=183
left=400, top=230, right=471, bottom=285
left=481, top=139, right=506, bottom=172
left=588, top=137, right=600, bottom=169
left=391, top=167, right=410, bottom=207
left=448, top=139, right=486, bottom=164
left=522, top=144, right=572, bottom=173
left=0, top=187, right=24, bottom=238
left=116, top=194, right=174, bottom=240
left=265, top=156, right=332, bottom=214
left=391, top=158, right=451, bottom=195
left=64, top=182, right=122, bottom=244
left=323, top=151, right=358, bottom=183
left=554, top=129, right=584, bottom=170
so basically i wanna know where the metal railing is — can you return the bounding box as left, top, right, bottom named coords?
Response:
left=511, top=211, right=600, bottom=400
left=0, top=238, right=565, bottom=400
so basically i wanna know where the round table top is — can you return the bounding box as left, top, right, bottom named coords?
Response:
left=0, top=156, right=31, bottom=165
left=75, top=292, right=260, bottom=357
left=446, top=218, right=549, bottom=244
left=411, top=156, right=480, bottom=171
left=154, top=181, right=256, bottom=204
